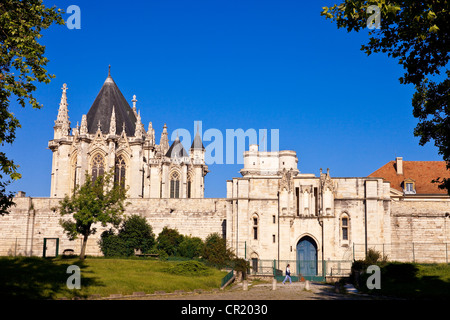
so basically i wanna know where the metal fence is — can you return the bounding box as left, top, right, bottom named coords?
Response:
left=0, top=237, right=98, bottom=257
left=249, top=259, right=353, bottom=281
left=353, top=243, right=449, bottom=263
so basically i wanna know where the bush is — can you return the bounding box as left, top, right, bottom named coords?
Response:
left=156, top=227, right=185, bottom=256
left=98, top=215, right=155, bottom=257
left=202, top=233, right=234, bottom=268
left=98, top=229, right=130, bottom=256
left=166, top=261, right=212, bottom=276
left=119, top=215, right=155, bottom=254
left=350, top=248, right=388, bottom=290
left=233, top=258, right=250, bottom=280
left=178, top=236, right=204, bottom=259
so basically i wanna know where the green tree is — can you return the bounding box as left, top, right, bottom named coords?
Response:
left=98, top=215, right=155, bottom=257
left=178, top=235, right=204, bottom=259
left=156, top=227, right=184, bottom=256
left=0, top=0, right=64, bottom=214
left=202, top=233, right=234, bottom=268
left=119, top=214, right=155, bottom=254
left=321, top=1, right=450, bottom=192
left=57, top=171, right=129, bottom=260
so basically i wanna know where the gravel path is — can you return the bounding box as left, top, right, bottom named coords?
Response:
left=131, top=281, right=378, bottom=300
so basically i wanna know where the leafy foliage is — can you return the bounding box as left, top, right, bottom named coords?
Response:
left=202, top=232, right=235, bottom=268
left=322, top=1, right=450, bottom=193
left=0, top=0, right=64, bottom=214
left=165, top=260, right=212, bottom=277
left=233, top=258, right=251, bottom=280
left=156, top=227, right=184, bottom=256
left=178, top=235, right=204, bottom=259
left=57, top=171, right=129, bottom=260
left=99, top=215, right=155, bottom=257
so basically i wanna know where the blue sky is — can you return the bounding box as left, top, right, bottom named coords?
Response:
left=4, top=0, right=443, bottom=198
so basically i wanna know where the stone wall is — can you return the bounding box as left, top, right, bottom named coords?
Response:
left=389, top=199, right=450, bottom=262
left=0, top=196, right=226, bottom=257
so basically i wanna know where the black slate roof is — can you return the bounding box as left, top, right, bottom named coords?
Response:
left=86, top=73, right=136, bottom=136
left=166, top=137, right=189, bottom=158
left=191, top=131, right=205, bottom=150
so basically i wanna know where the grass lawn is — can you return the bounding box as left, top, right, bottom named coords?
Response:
left=361, top=262, right=450, bottom=300
left=0, top=256, right=228, bottom=300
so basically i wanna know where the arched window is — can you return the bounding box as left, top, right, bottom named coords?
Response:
left=115, top=155, right=126, bottom=188
left=91, top=154, right=105, bottom=181
left=170, top=171, right=180, bottom=198
left=252, top=214, right=259, bottom=240
left=341, top=214, right=349, bottom=241
left=187, top=172, right=193, bottom=198
left=70, top=153, right=78, bottom=193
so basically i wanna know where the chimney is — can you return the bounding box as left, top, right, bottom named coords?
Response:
left=396, top=157, right=403, bottom=175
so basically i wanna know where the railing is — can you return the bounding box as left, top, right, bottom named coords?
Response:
left=221, top=269, right=234, bottom=288
left=353, top=243, right=450, bottom=263
left=249, top=259, right=353, bottom=281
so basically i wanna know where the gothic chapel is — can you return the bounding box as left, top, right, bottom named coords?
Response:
left=48, top=68, right=209, bottom=199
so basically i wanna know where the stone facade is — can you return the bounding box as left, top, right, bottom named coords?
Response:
left=0, top=196, right=226, bottom=257
left=49, top=76, right=208, bottom=200
left=1, top=74, right=449, bottom=272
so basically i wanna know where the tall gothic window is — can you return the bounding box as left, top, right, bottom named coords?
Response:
left=342, top=215, right=349, bottom=241
left=115, top=155, right=126, bottom=188
left=170, top=171, right=180, bottom=198
left=253, top=215, right=259, bottom=240
left=91, top=154, right=105, bottom=181
left=187, top=172, right=193, bottom=198
left=70, top=153, right=78, bottom=193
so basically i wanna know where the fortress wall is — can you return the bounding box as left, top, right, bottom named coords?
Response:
left=0, top=196, right=226, bottom=257
left=390, top=200, right=450, bottom=262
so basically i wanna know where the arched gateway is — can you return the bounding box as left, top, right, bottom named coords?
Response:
left=296, top=236, right=318, bottom=277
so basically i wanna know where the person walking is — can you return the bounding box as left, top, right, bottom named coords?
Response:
left=282, top=264, right=292, bottom=285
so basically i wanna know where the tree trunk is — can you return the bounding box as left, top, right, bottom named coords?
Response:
left=80, top=234, right=88, bottom=260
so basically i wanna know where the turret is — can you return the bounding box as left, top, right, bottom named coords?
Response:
left=160, top=123, right=169, bottom=155
left=53, top=83, right=71, bottom=139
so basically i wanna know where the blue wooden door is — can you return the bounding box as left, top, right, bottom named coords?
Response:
left=297, top=237, right=317, bottom=276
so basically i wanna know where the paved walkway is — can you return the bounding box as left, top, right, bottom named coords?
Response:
left=131, top=281, right=380, bottom=300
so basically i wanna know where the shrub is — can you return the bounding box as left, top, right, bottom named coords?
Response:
left=166, top=261, right=212, bottom=276
left=119, top=215, right=155, bottom=254
left=350, top=248, right=389, bottom=290
left=233, top=258, right=250, bottom=280
left=156, top=227, right=184, bottom=256
left=202, top=233, right=234, bottom=268
left=98, top=215, right=155, bottom=257
left=98, top=229, right=130, bottom=256
left=178, top=236, right=204, bottom=259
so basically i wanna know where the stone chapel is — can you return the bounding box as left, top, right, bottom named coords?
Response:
left=48, top=68, right=208, bottom=200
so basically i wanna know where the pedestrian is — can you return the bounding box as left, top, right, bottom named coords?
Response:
left=282, top=264, right=292, bottom=284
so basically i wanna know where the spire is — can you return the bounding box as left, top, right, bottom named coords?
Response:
left=146, top=121, right=155, bottom=145
left=54, top=83, right=71, bottom=138
left=166, top=135, right=189, bottom=158
left=160, top=123, right=169, bottom=154
left=134, top=110, right=144, bottom=138
left=191, top=123, right=205, bottom=150
left=109, top=105, right=116, bottom=135
left=80, top=115, right=88, bottom=135
left=108, top=65, right=111, bottom=77
left=132, top=95, right=138, bottom=116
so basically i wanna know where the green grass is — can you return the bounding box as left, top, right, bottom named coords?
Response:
left=360, top=262, right=450, bottom=300
left=0, top=256, right=228, bottom=300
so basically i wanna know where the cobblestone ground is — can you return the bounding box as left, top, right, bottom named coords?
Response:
left=132, top=281, right=380, bottom=300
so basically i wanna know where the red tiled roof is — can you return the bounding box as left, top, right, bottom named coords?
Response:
left=368, top=160, right=449, bottom=194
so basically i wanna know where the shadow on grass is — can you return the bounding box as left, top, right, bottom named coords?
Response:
left=363, top=263, right=450, bottom=300
left=0, top=257, right=104, bottom=300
